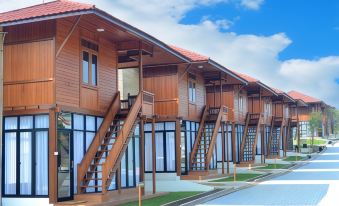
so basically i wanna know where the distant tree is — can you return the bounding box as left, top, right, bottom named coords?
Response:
left=308, top=111, right=322, bottom=147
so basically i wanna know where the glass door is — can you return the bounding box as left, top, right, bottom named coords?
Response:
left=57, top=130, right=73, bottom=201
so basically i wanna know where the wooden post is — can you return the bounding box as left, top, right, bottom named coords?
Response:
left=226, top=122, right=230, bottom=174
left=0, top=29, right=6, bottom=206
left=296, top=104, right=300, bottom=153
left=175, top=119, right=181, bottom=176
left=139, top=41, right=143, bottom=93
left=48, top=108, right=57, bottom=203
left=221, top=121, right=225, bottom=175
left=140, top=119, right=145, bottom=195
left=231, top=123, right=236, bottom=164
left=263, top=125, right=266, bottom=164
left=151, top=117, right=156, bottom=194
left=261, top=125, right=264, bottom=164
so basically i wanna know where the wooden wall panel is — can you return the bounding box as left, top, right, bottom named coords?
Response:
left=4, top=40, right=54, bottom=82
left=206, top=90, right=235, bottom=122
left=143, top=66, right=178, bottom=116
left=55, top=18, right=118, bottom=113
left=178, top=65, right=206, bottom=121
left=56, top=18, right=80, bottom=108
left=4, top=39, right=55, bottom=109
left=4, top=81, right=54, bottom=107
left=178, top=65, right=189, bottom=117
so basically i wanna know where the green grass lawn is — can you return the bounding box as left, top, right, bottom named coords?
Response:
left=301, top=139, right=327, bottom=146
left=120, top=192, right=201, bottom=206
left=284, top=156, right=304, bottom=161
left=209, top=173, right=262, bottom=182
left=258, top=164, right=289, bottom=169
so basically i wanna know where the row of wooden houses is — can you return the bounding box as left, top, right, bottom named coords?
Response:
left=0, top=0, right=335, bottom=205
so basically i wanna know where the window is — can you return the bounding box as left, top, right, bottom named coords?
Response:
left=181, top=121, right=199, bottom=174
left=188, top=76, right=196, bottom=103
left=144, top=122, right=176, bottom=172
left=81, top=39, right=98, bottom=86
left=239, top=95, right=244, bottom=111
left=3, top=115, right=49, bottom=196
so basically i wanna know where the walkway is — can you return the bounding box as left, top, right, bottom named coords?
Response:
left=201, top=144, right=339, bottom=205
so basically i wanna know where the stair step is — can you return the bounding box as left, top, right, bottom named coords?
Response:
left=87, top=170, right=102, bottom=173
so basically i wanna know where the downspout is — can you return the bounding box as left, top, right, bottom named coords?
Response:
left=0, top=28, right=7, bottom=206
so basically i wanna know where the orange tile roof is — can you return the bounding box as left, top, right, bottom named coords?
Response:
left=169, top=45, right=209, bottom=62
left=233, top=72, right=259, bottom=83
left=0, top=0, right=94, bottom=24
left=287, top=90, right=322, bottom=104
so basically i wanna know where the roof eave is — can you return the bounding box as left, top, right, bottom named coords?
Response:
left=0, top=8, right=191, bottom=63
left=257, top=82, right=278, bottom=96
left=208, top=59, right=248, bottom=85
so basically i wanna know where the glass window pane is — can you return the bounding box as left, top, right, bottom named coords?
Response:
left=135, top=136, right=140, bottom=184
left=155, top=123, right=164, bottom=131
left=35, top=115, right=49, bottom=129
left=144, top=123, right=152, bottom=132
left=20, top=116, right=33, bottom=129
left=91, top=55, right=97, bottom=86
left=128, top=140, right=134, bottom=187
left=36, top=131, right=48, bottom=195
left=121, top=153, right=127, bottom=188
left=86, top=116, right=95, bottom=131
left=5, top=132, right=16, bottom=195
left=185, top=121, right=190, bottom=131
left=82, top=51, right=89, bottom=84
left=155, top=133, right=164, bottom=171
left=73, top=131, right=84, bottom=194
left=166, top=132, right=175, bottom=171
left=5, top=117, right=17, bottom=130
left=20, top=132, right=32, bottom=195
left=74, top=114, right=84, bottom=130
left=165, top=122, right=175, bottom=130
left=145, top=133, right=152, bottom=171
left=97, top=117, right=103, bottom=130
left=86, top=132, right=95, bottom=151
left=58, top=113, right=72, bottom=129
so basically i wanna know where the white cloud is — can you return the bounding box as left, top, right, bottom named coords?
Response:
left=240, top=0, right=264, bottom=10
left=0, top=0, right=338, bottom=108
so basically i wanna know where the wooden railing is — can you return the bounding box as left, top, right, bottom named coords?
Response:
left=190, top=106, right=209, bottom=167
left=267, top=116, right=275, bottom=156
left=101, top=92, right=142, bottom=193
left=77, top=92, right=120, bottom=193
left=142, top=91, right=155, bottom=116
left=205, top=106, right=225, bottom=168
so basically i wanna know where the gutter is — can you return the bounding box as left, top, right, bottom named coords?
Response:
left=0, top=29, right=6, bottom=206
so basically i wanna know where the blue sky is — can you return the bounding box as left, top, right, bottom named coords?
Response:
left=181, top=0, right=339, bottom=60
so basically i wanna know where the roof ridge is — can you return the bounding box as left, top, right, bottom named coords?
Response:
left=0, top=0, right=94, bottom=15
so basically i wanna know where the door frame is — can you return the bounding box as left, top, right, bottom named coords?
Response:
left=56, top=129, right=74, bottom=202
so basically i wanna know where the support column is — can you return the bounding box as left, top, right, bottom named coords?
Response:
left=226, top=122, right=230, bottom=174
left=0, top=29, right=6, bottom=206
left=151, top=117, right=156, bottom=194
left=139, top=41, right=143, bottom=93
left=48, top=108, right=57, bottom=203
left=261, top=125, right=264, bottom=164
left=175, top=119, right=182, bottom=176
left=296, top=104, right=300, bottom=153
left=140, top=119, right=145, bottom=195
left=221, top=121, right=225, bottom=175
left=231, top=123, right=236, bottom=164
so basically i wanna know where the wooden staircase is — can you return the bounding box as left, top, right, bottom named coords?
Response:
left=239, top=113, right=262, bottom=164
left=77, top=91, right=154, bottom=195
left=267, top=117, right=284, bottom=158
left=188, top=106, right=227, bottom=175
left=285, top=118, right=293, bottom=152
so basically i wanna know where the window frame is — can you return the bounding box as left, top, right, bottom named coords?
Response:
left=188, top=76, right=197, bottom=104
left=2, top=114, right=49, bottom=198
left=81, top=39, right=98, bottom=88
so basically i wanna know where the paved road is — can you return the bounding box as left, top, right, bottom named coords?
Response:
left=201, top=144, right=339, bottom=206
